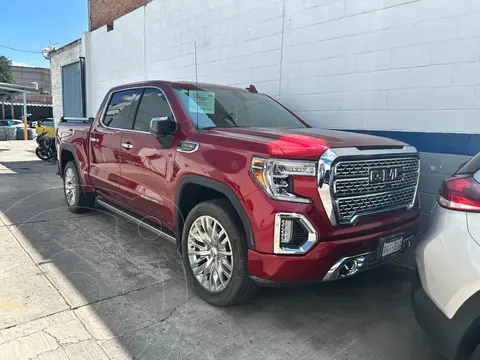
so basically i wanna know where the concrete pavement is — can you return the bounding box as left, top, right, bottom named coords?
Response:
left=0, top=140, right=439, bottom=360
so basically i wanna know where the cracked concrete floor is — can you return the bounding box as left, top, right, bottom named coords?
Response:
left=0, top=141, right=440, bottom=360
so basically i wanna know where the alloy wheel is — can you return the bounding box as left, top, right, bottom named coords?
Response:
left=64, top=168, right=76, bottom=206
left=187, top=215, right=234, bottom=293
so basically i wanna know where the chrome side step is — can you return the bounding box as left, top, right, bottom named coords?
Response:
left=97, top=198, right=176, bottom=244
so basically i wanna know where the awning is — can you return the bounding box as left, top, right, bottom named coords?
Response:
left=0, top=82, right=37, bottom=139
left=0, top=82, right=37, bottom=97
left=2, top=101, right=52, bottom=108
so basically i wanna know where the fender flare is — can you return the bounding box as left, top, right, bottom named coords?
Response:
left=58, top=143, right=79, bottom=177
left=175, top=174, right=255, bottom=249
left=58, top=143, right=92, bottom=197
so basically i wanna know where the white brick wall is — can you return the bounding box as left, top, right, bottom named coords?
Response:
left=84, top=0, right=480, bottom=135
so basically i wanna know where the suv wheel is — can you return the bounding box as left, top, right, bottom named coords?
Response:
left=63, top=161, right=96, bottom=213
left=181, top=199, right=257, bottom=306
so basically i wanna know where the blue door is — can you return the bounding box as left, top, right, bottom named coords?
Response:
left=62, top=61, right=83, bottom=117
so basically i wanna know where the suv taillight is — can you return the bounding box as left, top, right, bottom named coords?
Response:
left=438, top=174, right=480, bottom=212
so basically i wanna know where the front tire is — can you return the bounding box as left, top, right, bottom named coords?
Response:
left=181, top=199, right=257, bottom=306
left=35, top=147, right=50, bottom=161
left=63, top=161, right=96, bottom=213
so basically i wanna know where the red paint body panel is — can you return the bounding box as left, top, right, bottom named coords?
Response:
left=57, top=80, right=420, bottom=283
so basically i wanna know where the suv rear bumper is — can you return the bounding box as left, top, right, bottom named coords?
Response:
left=411, top=270, right=464, bottom=360
left=248, top=215, right=418, bottom=283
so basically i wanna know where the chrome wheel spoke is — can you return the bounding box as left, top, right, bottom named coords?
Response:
left=193, top=260, right=209, bottom=276
left=220, top=258, right=232, bottom=272
left=188, top=250, right=210, bottom=257
left=187, top=215, right=234, bottom=293
left=64, top=168, right=76, bottom=206
left=216, top=267, right=226, bottom=288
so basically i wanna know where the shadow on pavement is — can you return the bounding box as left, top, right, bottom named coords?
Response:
left=0, top=159, right=439, bottom=360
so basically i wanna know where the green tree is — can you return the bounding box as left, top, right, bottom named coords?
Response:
left=0, top=56, right=14, bottom=83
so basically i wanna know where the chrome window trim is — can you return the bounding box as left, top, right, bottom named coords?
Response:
left=317, top=146, right=420, bottom=226
left=273, top=213, right=318, bottom=255
left=98, top=86, right=177, bottom=135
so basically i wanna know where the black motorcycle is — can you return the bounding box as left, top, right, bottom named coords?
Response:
left=35, top=130, right=57, bottom=161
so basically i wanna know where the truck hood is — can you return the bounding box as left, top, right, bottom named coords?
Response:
left=207, top=127, right=407, bottom=159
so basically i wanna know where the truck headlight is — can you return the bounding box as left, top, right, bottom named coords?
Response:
left=250, top=157, right=317, bottom=203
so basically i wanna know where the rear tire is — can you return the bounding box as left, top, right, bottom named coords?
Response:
left=181, top=199, right=257, bottom=306
left=63, top=161, right=96, bottom=213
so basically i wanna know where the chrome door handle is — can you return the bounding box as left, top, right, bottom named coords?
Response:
left=90, top=137, right=99, bottom=143
left=121, top=142, right=133, bottom=149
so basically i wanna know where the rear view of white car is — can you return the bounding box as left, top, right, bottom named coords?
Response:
left=412, top=153, right=480, bottom=360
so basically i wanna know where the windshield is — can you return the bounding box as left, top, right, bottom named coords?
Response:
left=173, top=86, right=307, bottom=130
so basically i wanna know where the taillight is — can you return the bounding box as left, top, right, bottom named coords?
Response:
left=438, top=174, right=480, bottom=212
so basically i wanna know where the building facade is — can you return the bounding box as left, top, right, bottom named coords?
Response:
left=12, top=66, right=51, bottom=94
left=88, top=0, right=149, bottom=31
left=51, top=0, right=480, bottom=264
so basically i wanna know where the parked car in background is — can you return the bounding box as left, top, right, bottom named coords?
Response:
left=412, top=152, right=480, bottom=360
left=56, top=80, right=421, bottom=306
left=0, top=119, right=25, bottom=128
left=28, top=120, right=38, bottom=128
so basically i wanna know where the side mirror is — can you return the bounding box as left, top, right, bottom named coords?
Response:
left=149, top=116, right=175, bottom=148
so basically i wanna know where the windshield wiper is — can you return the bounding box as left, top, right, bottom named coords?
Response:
left=218, top=112, right=239, bottom=127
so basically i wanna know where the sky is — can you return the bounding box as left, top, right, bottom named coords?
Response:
left=0, top=0, right=87, bottom=68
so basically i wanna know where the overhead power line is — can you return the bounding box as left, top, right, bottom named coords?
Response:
left=0, top=44, right=41, bottom=54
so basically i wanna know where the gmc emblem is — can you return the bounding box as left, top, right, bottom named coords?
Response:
left=369, top=168, right=403, bottom=183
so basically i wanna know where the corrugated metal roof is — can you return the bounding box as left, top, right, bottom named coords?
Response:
left=0, top=82, right=38, bottom=96
left=0, top=101, right=52, bottom=108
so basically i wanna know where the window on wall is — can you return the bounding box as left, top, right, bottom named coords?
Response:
left=103, top=89, right=141, bottom=130
left=133, top=88, right=173, bottom=132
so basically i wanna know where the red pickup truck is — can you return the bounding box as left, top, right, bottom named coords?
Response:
left=57, top=81, right=420, bottom=306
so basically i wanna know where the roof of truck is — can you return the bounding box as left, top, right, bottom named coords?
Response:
left=109, top=80, right=250, bottom=92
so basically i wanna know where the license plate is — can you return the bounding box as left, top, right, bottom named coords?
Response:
left=382, top=236, right=403, bottom=258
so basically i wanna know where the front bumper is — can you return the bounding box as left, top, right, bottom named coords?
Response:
left=248, top=214, right=418, bottom=283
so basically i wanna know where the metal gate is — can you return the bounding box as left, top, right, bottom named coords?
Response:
left=62, top=61, right=83, bottom=117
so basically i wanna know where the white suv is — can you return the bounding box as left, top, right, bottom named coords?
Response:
left=412, top=153, right=480, bottom=360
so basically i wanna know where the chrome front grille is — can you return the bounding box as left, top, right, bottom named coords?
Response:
left=335, top=157, right=419, bottom=177
left=331, top=156, right=420, bottom=224
left=337, top=187, right=417, bottom=221
left=334, top=171, right=418, bottom=196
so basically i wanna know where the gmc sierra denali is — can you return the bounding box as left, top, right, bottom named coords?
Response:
left=57, top=81, right=420, bottom=306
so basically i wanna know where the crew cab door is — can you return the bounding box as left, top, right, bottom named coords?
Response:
left=119, top=87, right=177, bottom=229
left=89, top=89, right=141, bottom=203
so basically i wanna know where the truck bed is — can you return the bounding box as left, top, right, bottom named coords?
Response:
left=56, top=118, right=91, bottom=147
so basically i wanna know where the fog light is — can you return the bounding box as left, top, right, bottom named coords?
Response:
left=339, top=259, right=359, bottom=277
left=280, top=219, right=294, bottom=244
left=273, top=213, right=318, bottom=255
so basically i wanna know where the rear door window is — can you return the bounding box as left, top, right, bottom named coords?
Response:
left=103, top=89, right=141, bottom=130
left=457, top=153, right=480, bottom=175
left=133, top=88, right=173, bottom=132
